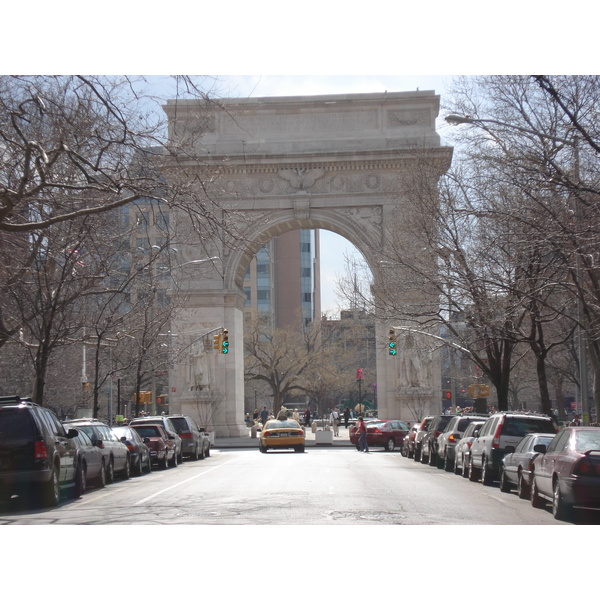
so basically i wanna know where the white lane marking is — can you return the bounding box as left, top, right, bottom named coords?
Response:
left=134, top=457, right=241, bottom=505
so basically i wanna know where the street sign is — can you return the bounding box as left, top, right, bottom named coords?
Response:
left=468, top=384, right=490, bottom=398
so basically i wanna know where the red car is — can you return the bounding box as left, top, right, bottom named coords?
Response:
left=130, top=423, right=177, bottom=469
left=350, top=419, right=410, bottom=451
left=530, top=427, right=600, bottom=521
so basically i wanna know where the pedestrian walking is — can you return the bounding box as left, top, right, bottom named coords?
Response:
left=343, top=406, right=350, bottom=428
left=304, top=407, right=311, bottom=427
left=356, top=416, right=369, bottom=452
left=292, top=408, right=300, bottom=423
left=330, top=407, right=340, bottom=436
left=260, top=406, right=269, bottom=425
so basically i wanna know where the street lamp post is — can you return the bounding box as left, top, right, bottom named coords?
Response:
left=446, top=113, right=589, bottom=422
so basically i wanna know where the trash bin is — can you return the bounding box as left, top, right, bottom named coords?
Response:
left=250, top=426, right=257, bottom=439
left=311, top=422, right=317, bottom=433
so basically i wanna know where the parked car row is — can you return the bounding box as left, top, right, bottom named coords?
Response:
left=0, top=396, right=211, bottom=508
left=402, top=410, right=600, bottom=520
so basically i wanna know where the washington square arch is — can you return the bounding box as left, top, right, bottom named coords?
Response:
left=163, top=90, right=453, bottom=437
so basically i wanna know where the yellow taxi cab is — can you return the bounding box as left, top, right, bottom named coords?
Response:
left=259, top=418, right=305, bottom=453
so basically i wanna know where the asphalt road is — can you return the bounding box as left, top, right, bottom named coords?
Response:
left=2, top=445, right=593, bottom=526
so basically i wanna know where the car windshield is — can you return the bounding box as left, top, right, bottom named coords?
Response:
left=170, top=418, right=189, bottom=433
left=574, top=430, right=600, bottom=452
left=503, top=418, right=555, bottom=436
left=112, top=427, right=130, bottom=438
left=133, top=425, right=161, bottom=438
left=366, top=421, right=386, bottom=428
left=0, top=409, right=34, bottom=442
left=266, top=420, right=300, bottom=430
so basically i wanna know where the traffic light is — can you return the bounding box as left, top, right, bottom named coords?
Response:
left=221, top=329, right=229, bottom=354
left=213, top=333, right=222, bottom=351
left=388, top=329, right=397, bottom=356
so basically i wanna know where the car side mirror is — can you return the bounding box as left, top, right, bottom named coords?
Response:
left=67, top=428, right=79, bottom=438
left=533, top=444, right=547, bottom=454
left=93, top=439, right=104, bottom=449
left=120, top=436, right=127, bottom=443
left=199, top=427, right=206, bottom=432
left=504, top=445, right=515, bottom=454
left=143, top=437, right=150, bottom=444
left=168, top=434, right=175, bottom=439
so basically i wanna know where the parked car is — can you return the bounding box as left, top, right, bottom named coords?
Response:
left=259, top=418, right=305, bottom=453
left=437, top=414, right=488, bottom=471
left=130, top=423, right=176, bottom=468
left=401, top=422, right=420, bottom=457
left=63, top=418, right=131, bottom=483
left=500, top=432, right=556, bottom=498
left=112, top=425, right=152, bottom=476
left=469, top=412, right=558, bottom=485
left=71, top=427, right=105, bottom=491
left=530, top=427, right=600, bottom=520
left=420, top=414, right=454, bottom=466
left=0, top=395, right=81, bottom=507
left=349, top=419, right=410, bottom=451
left=168, top=414, right=210, bottom=460
left=0, top=396, right=81, bottom=507
left=453, top=420, right=487, bottom=477
left=413, top=416, right=434, bottom=462
left=130, top=415, right=183, bottom=464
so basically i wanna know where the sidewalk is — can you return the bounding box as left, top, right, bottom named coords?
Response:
left=213, top=422, right=354, bottom=449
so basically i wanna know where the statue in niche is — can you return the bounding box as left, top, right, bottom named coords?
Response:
left=188, top=339, right=210, bottom=391
left=398, top=333, right=431, bottom=390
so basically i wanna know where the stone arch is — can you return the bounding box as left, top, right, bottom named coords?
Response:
left=164, top=91, right=453, bottom=437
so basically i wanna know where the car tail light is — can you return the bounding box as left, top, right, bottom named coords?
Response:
left=124, top=440, right=135, bottom=451
left=448, top=434, right=457, bottom=443
left=34, top=440, right=48, bottom=459
left=573, top=458, right=600, bottom=477
left=372, top=427, right=381, bottom=433
left=179, top=432, right=193, bottom=439
left=296, top=430, right=305, bottom=437
left=492, top=421, right=503, bottom=449
left=263, top=431, right=272, bottom=437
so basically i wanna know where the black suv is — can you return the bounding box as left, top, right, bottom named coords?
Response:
left=168, top=414, right=210, bottom=461
left=420, top=414, right=454, bottom=466
left=0, top=396, right=82, bottom=507
left=469, top=412, right=558, bottom=485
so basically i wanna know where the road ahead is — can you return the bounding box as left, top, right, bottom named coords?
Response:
left=2, top=446, right=591, bottom=525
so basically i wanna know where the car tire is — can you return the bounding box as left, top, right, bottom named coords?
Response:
left=517, top=472, right=529, bottom=499
left=192, top=444, right=200, bottom=461
left=444, top=453, right=453, bottom=472
left=294, top=446, right=305, bottom=453
left=40, top=462, right=60, bottom=507
left=169, top=452, right=177, bottom=467
left=199, top=444, right=205, bottom=460
left=530, top=475, right=544, bottom=508
left=97, top=459, right=107, bottom=488
left=499, top=467, right=511, bottom=493
left=145, top=454, right=152, bottom=473
left=177, top=451, right=183, bottom=465
left=385, top=438, right=395, bottom=452
left=122, top=456, right=131, bottom=480
left=73, top=461, right=86, bottom=498
left=468, top=456, right=479, bottom=482
left=552, top=479, right=572, bottom=521
left=481, top=456, right=494, bottom=486
left=205, top=444, right=210, bottom=458
left=106, top=458, right=115, bottom=484
left=135, top=455, right=143, bottom=477
left=461, top=456, right=470, bottom=478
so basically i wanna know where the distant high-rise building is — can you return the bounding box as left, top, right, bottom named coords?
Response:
left=243, top=229, right=321, bottom=329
